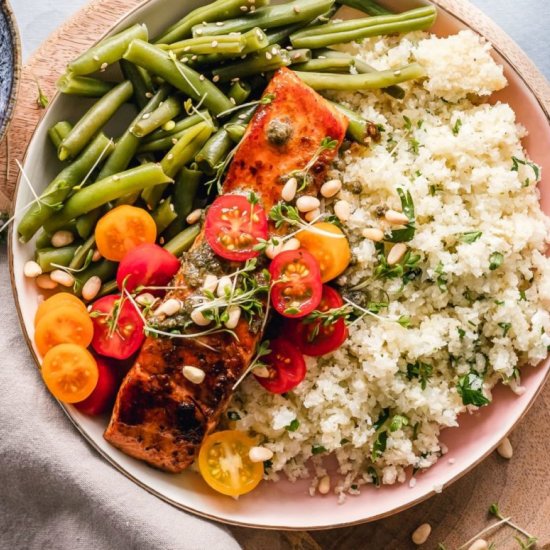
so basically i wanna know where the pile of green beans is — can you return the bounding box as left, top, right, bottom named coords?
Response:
left=19, top=0, right=436, bottom=298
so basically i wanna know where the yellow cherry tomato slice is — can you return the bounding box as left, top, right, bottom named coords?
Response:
left=41, top=344, right=98, bottom=403
left=296, top=222, right=351, bottom=282
left=198, top=430, right=264, bottom=497
left=34, top=306, right=94, bottom=357
left=34, top=293, right=87, bottom=327
left=95, top=205, right=157, bottom=261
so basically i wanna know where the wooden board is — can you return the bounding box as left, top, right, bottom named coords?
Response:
left=1, top=1, right=549, bottom=547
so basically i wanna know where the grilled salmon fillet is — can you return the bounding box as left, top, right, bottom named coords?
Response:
left=104, top=68, right=348, bottom=472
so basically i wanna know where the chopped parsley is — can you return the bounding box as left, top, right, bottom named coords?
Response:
left=367, top=466, right=380, bottom=487
left=452, top=118, right=462, bottom=136
left=285, top=419, right=300, bottom=432
left=457, top=371, right=490, bottom=406
left=460, top=231, right=482, bottom=244
left=498, top=322, right=512, bottom=337
left=511, top=156, right=540, bottom=180
left=389, top=414, right=409, bottom=432
left=371, top=430, right=388, bottom=461
left=373, top=408, right=390, bottom=430
left=406, top=361, right=433, bottom=390
left=435, top=261, right=448, bottom=292
left=386, top=188, right=416, bottom=243
left=311, top=444, right=327, bottom=455
left=489, top=251, right=504, bottom=271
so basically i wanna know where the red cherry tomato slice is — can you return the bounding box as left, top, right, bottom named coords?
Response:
left=254, top=338, right=306, bottom=394
left=269, top=249, right=323, bottom=318
left=204, top=194, right=268, bottom=262
left=292, top=285, right=348, bottom=356
left=74, top=356, right=120, bottom=416
left=117, top=243, right=180, bottom=293
left=90, top=294, right=145, bottom=360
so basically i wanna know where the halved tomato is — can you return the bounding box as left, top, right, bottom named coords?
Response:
left=254, top=338, right=306, bottom=394
left=90, top=294, right=145, bottom=360
left=198, top=430, right=264, bottom=496
left=116, top=243, right=180, bottom=293
left=34, top=293, right=87, bottom=327
left=204, top=194, right=268, bottom=262
left=74, top=356, right=120, bottom=416
left=292, top=285, right=348, bottom=356
left=269, top=249, right=322, bottom=318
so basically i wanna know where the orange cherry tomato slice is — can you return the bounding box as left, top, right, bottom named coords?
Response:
left=198, top=430, right=264, bottom=496
left=95, top=205, right=157, bottom=261
left=34, top=307, right=94, bottom=356
left=296, top=222, right=351, bottom=282
left=34, top=293, right=87, bottom=327
left=42, top=344, right=99, bottom=403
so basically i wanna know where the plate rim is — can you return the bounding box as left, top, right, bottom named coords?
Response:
left=7, top=0, right=550, bottom=530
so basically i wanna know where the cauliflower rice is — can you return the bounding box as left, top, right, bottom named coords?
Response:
left=231, top=30, right=550, bottom=498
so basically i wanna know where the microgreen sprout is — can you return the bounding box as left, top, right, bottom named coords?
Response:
left=35, top=80, right=49, bottom=109
left=217, top=93, right=275, bottom=118
left=386, top=188, right=415, bottom=243
left=289, top=136, right=338, bottom=191
left=232, top=339, right=271, bottom=390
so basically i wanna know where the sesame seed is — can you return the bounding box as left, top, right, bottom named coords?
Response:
left=202, top=21, right=207, bottom=25
left=195, top=28, right=203, bottom=35
left=230, top=97, right=236, bottom=104
left=100, top=62, right=108, bottom=71
left=238, top=114, right=247, bottom=120
left=213, top=75, right=220, bottom=82
left=265, top=52, right=273, bottom=60
left=271, top=47, right=278, bottom=55
left=199, top=74, right=205, bottom=81
left=92, top=55, right=100, bottom=62
left=394, top=70, right=402, bottom=77
left=142, top=113, right=150, bottom=119
left=113, top=175, right=120, bottom=181
left=191, top=55, right=198, bottom=60
left=145, top=92, right=153, bottom=98
left=167, top=153, right=174, bottom=160
left=172, top=138, right=178, bottom=144
left=294, top=5, right=301, bottom=12
left=240, top=5, right=248, bottom=11
left=184, top=46, right=191, bottom=52
left=318, top=55, right=326, bottom=59
left=211, top=40, right=218, bottom=48
left=216, top=22, right=224, bottom=27
left=181, top=57, right=188, bottom=63
left=250, top=6, right=255, bottom=12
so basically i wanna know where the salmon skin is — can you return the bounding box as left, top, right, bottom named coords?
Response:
left=104, top=68, right=348, bottom=473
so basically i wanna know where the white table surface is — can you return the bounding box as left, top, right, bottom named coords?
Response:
left=10, top=0, right=550, bottom=81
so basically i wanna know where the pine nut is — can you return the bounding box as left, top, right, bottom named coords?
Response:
left=265, top=242, right=283, bottom=260
left=35, top=274, right=58, bottom=290
left=224, top=305, right=241, bottom=329
left=203, top=274, right=219, bottom=293
left=248, top=446, right=273, bottom=463
left=467, top=540, right=488, bottom=550
left=497, top=436, right=513, bottom=459
left=92, top=250, right=102, bottom=262
left=281, top=177, right=297, bottom=202
left=318, top=475, right=331, bottom=495
left=411, top=523, right=431, bottom=545
left=155, top=298, right=182, bottom=317
left=305, top=208, right=321, bottom=223
left=24, top=260, right=42, bottom=278
left=136, top=292, right=156, bottom=307
left=191, top=308, right=211, bottom=326
left=296, top=195, right=320, bottom=213
left=320, top=179, right=342, bottom=198
left=362, top=228, right=384, bottom=242
left=387, top=243, right=407, bottom=265
left=253, top=366, right=270, bottom=378
left=217, top=276, right=232, bottom=297
left=385, top=209, right=410, bottom=225
left=334, top=200, right=351, bottom=221
left=51, top=230, right=74, bottom=248
left=186, top=208, right=202, bottom=225
left=50, top=269, right=75, bottom=287
left=82, top=276, right=102, bottom=301
left=182, top=365, right=205, bottom=384
left=282, top=238, right=301, bottom=252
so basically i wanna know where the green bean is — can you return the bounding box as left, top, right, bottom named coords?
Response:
left=155, top=0, right=269, bottom=44
left=152, top=196, right=178, bottom=233
left=287, top=49, right=312, bottom=64
left=225, top=123, right=246, bottom=143
left=131, top=96, right=182, bottom=138
left=35, top=246, right=80, bottom=273
left=330, top=101, right=378, bottom=144
left=73, top=260, right=117, bottom=295
left=228, top=80, right=251, bottom=105
left=120, top=59, right=154, bottom=110
left=313, top=49, right=405, bottom=99
left=294, top=57, right=353, bottom=73
left=97, top=86, right=169, bottom=182
left=241, top=28, right=270, bottom=54
left=48, top=121, right=73, bottom=151
left=68, top=24, right=148, bottom=75
left=18, top=133, right=114, bottom=243
left=337, top=0, right=391, bottom=16
left=57, top=74, right=116, bottom=97
left=290, top=6, right=437, bottom=49
left=35, top=229, right=53, bottom=249
left=164, top=224, right=200, bottom=256
left=142, top=110, right=214, bottom=143
left=143, top=121, right=214, bottom=209
left=76, top=209, right=102, bottom=239
left=212, top=46, right=291, bottom=82
left=166, top=34, right=246, bottom=55
left=58, top=81, right=133, bottom=161
left=123, top=39, right=234, bottom=116
left=194, top=0, right=335, bottom=37
left=174, top=166, right=201, bottom=221
left=97, top=279, right=119, bottom=299
left=195, top=106, right=255, bottom=173
left=44, top=163, right=173, bottom=233
left=293, top=62, right=426, bottom=90
left=309, top=4, right=339, bottom=25
left=69, top=234, right=96, bottom=270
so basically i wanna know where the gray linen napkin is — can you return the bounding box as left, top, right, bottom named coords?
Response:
left=0, top=248, right=240, bottom=550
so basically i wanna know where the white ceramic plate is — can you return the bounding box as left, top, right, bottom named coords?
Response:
left=9, top=0, right=550, bottom=530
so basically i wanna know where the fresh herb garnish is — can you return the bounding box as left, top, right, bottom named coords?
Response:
left=389, top=414, right=409, bottom=432
left=371, top=430, right=388, bottom=461
left=367, top=466, right=380, bottom=487
left=35, top=80, right=49, bottom=109
left=457, top=371, right=490, bottom=406
left=460, top=231, right=482, bottom=244
left=498, top=322, right=512, bottom=337
left=452, top=118, right=462, bottom=136
left=285, top=419, right=300, bottom=432
left=311, top=444, right=327, bottom=455
left=489, top=251, right=504, bottom=271
left=386, top=188, right=416, bottom=243
left=435, top=261, right=448, bottom=292
left=373, top=408, right=390, bottom=430
left=406, top=361, right=433, bottom=389
left=511, top=156, right=540, bottom=181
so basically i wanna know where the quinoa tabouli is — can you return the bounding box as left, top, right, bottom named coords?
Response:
left=13, top=0, right=550, bottom=501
